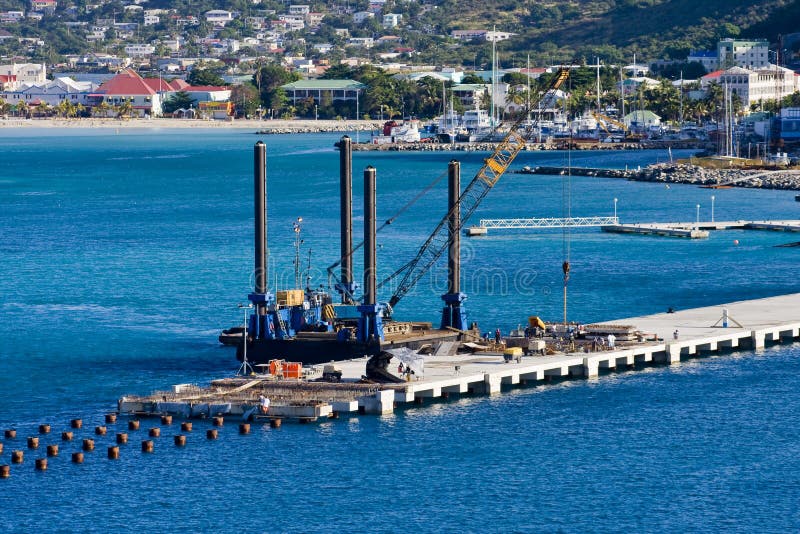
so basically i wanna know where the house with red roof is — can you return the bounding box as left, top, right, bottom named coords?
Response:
left=92, top=69, right=232, bottom=118
left=92, top=69, right=163, bottom=117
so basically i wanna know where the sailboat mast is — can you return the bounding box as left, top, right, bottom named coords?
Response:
left=596, top=57, right=601, bottom=111
left=491, top=28, right=496, bottom=126
left=679, top=70, right=684, bottom=125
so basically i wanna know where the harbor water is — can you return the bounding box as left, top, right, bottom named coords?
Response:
left=1, top=129, right=799, bottom=531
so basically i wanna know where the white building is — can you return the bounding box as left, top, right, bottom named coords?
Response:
left=382, top=13, right=401, bottom=28
left=0, top=63, right=46, bottom=85
left=0, top=77, right=97, bottom=109
left=288, top=5, right=310, bottom=15
left=124, top=44, right=155, bottom=57
left=718, top=39, right=770, bottom=70
left=144, top=15, right=159, bottom=26
left=718, top=65, right=799, bottom=108
left=353, top=11, right=374, bottom=24
left=205, top=10, right=234, bottom=27
left=348, top=37, right=374, bottom=48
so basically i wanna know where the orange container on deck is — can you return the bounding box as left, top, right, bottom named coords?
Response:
left=282, top=362, right=302, bottom=379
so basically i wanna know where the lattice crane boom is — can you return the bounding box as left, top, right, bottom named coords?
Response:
left=381, top=68, right=570, bottom=310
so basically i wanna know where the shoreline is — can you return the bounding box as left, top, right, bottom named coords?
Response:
left=0, top=117, right=383, bottom=131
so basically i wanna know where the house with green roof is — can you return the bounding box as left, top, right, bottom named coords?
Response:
left=280, top=79, right=366, bottom=105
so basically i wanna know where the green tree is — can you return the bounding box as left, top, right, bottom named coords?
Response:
left=230, top=83, right=260, bottom=118
left=187, top=66, right=225, bottom=86
left=253, top=65, right=300, bottom=117
left=162, top=91, right=197, bottom=114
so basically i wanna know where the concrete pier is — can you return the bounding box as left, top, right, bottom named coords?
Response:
left=602, top=220, right=800, bottom=239
left=324, top=292, right=800, bottom=414
left=120, top=293, right=800, bottom=421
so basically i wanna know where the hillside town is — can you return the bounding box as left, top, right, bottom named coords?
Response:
left=1, top=2, right=800, bottom=153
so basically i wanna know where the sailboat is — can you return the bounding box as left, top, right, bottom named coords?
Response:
left=435, top=82, right=462, bottom=143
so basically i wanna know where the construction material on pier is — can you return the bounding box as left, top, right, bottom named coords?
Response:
left=122, top=292, right=800, bottom=418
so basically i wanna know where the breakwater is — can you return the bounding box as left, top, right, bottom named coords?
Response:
left=521, top=163, right=800, bottom=191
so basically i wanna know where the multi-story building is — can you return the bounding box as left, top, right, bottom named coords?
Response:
left=382, top=13, right=401, bottom=28
left=718, top=65, right=798, bottom=108
left=718, top=39, right=770, bottom=70
left=687, top=50, right=718, bottom=72
left=205, top=10, right=234, bottom=28
left=0, top=63, right=46, bottom=85
left=353, top=11, right=374, bottom=24
left=124, top=44, right=155, bottom=57
left=288, top=5, right=310, bottom=15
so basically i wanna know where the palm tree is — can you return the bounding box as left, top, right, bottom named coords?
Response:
left=117, top=98, right=134, bottom=119
left=15, top=100, right=28, bottom=118
left=0, top=98, right=10, bottom=117
left=94, top=101, right=110, bottom=118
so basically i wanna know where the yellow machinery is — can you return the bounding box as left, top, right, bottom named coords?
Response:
left=591, top=111, right=644, bottom=141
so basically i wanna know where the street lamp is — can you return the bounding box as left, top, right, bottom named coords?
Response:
left=613, top=197, right=618, bottom=222
left=711, top=195, right=715, bottom=222
left=315, top=104, right=318, bottom=121
left=696, top=204, right=700, bottom=229
left=237, top=303, right=254, bottom=376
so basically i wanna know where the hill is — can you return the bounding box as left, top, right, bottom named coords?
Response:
left=423, top=0, right=798, bottom=66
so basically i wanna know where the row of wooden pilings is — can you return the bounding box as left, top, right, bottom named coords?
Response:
left=1, top=413, right=284, bottom=478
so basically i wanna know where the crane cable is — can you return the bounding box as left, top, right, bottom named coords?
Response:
left=562, top=75, right=573, bottom=326
left=326, top=167, right=448, bottom=295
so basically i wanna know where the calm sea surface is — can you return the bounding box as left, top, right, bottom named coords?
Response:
left=1, top=128, right=799, bottom=532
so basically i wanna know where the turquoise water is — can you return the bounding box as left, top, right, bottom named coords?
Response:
left=1, top=129, right=799, bottom=531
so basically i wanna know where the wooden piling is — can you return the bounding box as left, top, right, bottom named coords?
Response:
left=174, top=435, right=186, bottom=447
left=206, top=429, right=218, bottom=440
left=148, top=427, right=160, bottom=438
left=72, top=452, right=84, bottom=464
left=35, top=458, right=47, bottom=471
left=46, top=444, right=58, bottom=457
left=38, top=424, right=50, bottom=434
left=128, top=420, right=140, bottom=431
left=27, top=437, right=39, bottom=449
left=62, top=431, right=73, bottom=441
left=107, top=446, right=120, bottom=460
left=141, top=440, right=154, bottom=453
left=105, top=413, right=117, bottom=424
left=116, top=433, right=128, bottom=444
left=82, top=439, right=94, bottom=452
left=70, top=419, right=82, bottom=429
left=238, top=423, right=250, bottom=434
left=11, top=451, right=23, bottom=464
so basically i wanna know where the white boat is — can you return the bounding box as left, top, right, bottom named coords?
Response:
left=372, top=119, right=421, bottom=144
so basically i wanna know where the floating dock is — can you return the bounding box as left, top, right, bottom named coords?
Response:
left=121, top=292, right=800, bottom=418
